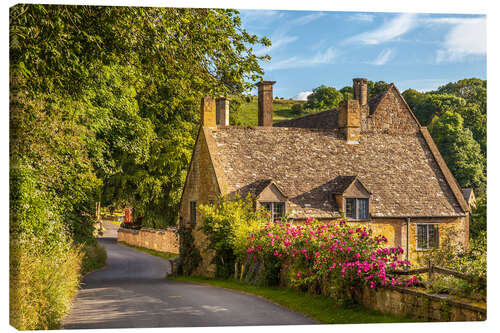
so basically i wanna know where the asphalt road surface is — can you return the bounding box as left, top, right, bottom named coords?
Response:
left=62, top=221, right=316, bottom=329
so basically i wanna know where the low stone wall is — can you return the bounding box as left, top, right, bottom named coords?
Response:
left=277, top=264, right=485, bottom=322
left=357, top=286, right=486, bottom=322
left=117, top=227, right=179, bottom=254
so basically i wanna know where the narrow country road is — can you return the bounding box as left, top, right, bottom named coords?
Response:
left=62, top=221, right=316, bottom=329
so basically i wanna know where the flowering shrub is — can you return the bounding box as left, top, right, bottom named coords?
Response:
left=245, top=218, right=418, bottom=297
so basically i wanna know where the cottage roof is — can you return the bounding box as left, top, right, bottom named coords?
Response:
left=196, top=84, right=468, bottom=219
left=462, top=188, right=474, bottom=202
left=208, top=125, right=465, bottom=219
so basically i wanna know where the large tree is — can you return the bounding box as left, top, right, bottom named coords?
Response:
left=10, top=4, right=271, bottom=233
left=428, top=111, right=486, bottom=194
left=305, top=85, right=343, bottom=110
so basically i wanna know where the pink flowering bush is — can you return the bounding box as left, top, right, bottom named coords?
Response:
left=245, top=217, right=418, bottom=298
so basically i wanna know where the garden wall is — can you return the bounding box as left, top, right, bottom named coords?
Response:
left=357, top=285, right=486, bottom=322
left=117, top=227, right=179, bottom=254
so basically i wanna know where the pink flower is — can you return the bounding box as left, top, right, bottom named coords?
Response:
left=296, top=272, right=301, bottom=278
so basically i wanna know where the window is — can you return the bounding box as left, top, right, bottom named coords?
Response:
left=190, top=201, right=197, bottom=226
left=260, top=202, right=285, bottom=222
left=417, top=224, right=439, bottom=250
left=345, top=198, right=369, bottom=220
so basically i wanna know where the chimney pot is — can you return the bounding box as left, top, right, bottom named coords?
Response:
left=353, top=78, right=368, bottom=106
left=257, top=81, right=276, bottom=126
left=216, top=97, right=230, bottom=126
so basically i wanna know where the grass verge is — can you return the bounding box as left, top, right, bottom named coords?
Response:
left=168, top=275, right=419, bottom=324
left=118, top=241, right=178, bottom=261
left=81, top=242, right=107, bottom=275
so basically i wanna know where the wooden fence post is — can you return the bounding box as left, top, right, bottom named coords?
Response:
left=428, top=261, right=433, bottom=281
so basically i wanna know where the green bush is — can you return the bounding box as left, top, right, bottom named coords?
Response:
left=417, top=230, right=486, bottom=300
left=291, top=103, right=304, bottom=115
left=9, top=161, right=88, bottom=329
left=199, top=194, right=268, bottom=278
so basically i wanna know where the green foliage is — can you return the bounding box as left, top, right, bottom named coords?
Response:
left=81, top=243, right=108, bottom=275
left=10, top=239, right=83, bottom=330
left=367, top=80, right=391, bottom=98
left=417, top=230, right=486, bottom=301
left=305, top=85, right=343, bottom=110
left=471, top=195, right=487, bottom=238
left=402, top=78, right=486, bottom=194
left=10, top=4, right=270, bottom=327
left=291, top=103, right=304, bottom=115
left=436, top=78, right=486, bottom=114
left=199, top=195, right=268, bottom=278
left=428, top=111, right=486, bottom=193
left=339, top=86, right=353, bottom=100
left=178, top=226, right=202, bottom=275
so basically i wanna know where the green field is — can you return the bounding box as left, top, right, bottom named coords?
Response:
left=232, top=96, right=320, bottom=126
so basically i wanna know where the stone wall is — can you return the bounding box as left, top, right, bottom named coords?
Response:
left=117, top=227, right=179, bottom=254
left=357, top=286, right=486, bottom=322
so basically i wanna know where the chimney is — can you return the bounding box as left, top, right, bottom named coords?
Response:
left=338, top=99, right=361, bottom=144
left=353, top=78, right=368, bottom=106
left=216, top=97, right=230, bottom=126
left=257, top=81, right=276, bottom=126
left=200, top=96, right=216, bottom=128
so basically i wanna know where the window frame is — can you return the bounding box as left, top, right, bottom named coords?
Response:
left=344, top=197, right=369, bottom=220
left=189, top=200, right=197, bottom=227
left=416, top=223, right=439, bottom=250
left=260, top=201, right=286, bottom=222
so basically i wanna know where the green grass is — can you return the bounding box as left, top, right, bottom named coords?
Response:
left=233, top=96, right=316, bottom=126
left=81, top=242, right=107, bottom=275
left=168, top=275, right=419, bottom=324
left=118, top=241, right=178, bottom=261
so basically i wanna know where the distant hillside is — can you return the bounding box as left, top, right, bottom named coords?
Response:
left=231, top=96, right=318, bottom=126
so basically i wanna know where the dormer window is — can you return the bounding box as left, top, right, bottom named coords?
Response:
left=345, top=198, right=369, bottom=220
left=254, top=179, right=288, bottom=222
left=261, top=202, right=285, bottom=222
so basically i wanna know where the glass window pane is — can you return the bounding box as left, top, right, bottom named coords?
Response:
left=429, top=225, right=439, bottom=248
left=345, top=198, right=356, bottom=219
left=190, top=201, right=196, bottom=226
left=417, top=225, right=427, bottom=249
left=357, top=198, right=368, bottom=219
left=273, top=202, right=285, bottom=221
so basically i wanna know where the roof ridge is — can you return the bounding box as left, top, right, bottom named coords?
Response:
left=419, top=127, right=469, bottom=213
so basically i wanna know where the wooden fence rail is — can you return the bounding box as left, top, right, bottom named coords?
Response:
left=390, top=262, right=486, bottom=287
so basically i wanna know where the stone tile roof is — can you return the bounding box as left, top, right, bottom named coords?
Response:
left=274, top=108, right=339, bottom=129
left=208, top=126, right=465, bottom=219
left=462, top=188, right=473, bottom=201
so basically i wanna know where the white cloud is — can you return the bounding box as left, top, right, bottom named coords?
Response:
left=294, top=12, right=325, bottom=25
left=254, top=35, right=298, bottom=56
left=264, top=47, right=338, bottom=71
left=369, top=49, right=395, bottom=65
left=293, top=91, right=313, bottom=101
left=347, top=13, right=375, bottom=22
left=253, top=12, right=325, bottom=56
left=345, top=13, right=418, bottom=45
left=434, top=17, right=486, bottom=63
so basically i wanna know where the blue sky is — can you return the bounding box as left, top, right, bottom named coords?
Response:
left=239, top=10, right=486, bottom=99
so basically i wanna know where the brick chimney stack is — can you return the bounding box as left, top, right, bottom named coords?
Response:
left=257, top=81, right=276, bottom=127
left=216, top=97, right=230, bottom=126
left=200, top=96, right=216, bottom=128
left=353, top=78, right=368, bottom=106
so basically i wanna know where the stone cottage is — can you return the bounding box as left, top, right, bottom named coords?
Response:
left=179, top=78, right=471, bottom=276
